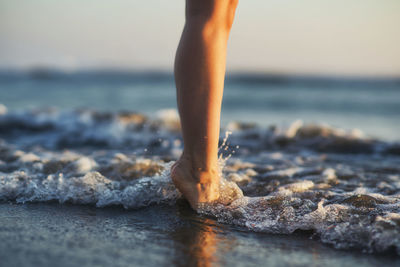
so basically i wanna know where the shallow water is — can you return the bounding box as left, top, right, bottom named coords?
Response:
left=0, top=107, right=399, bottom=258
left=1, top=203, right=399, bottom=267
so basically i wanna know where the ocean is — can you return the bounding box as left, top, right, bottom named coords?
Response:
left=1, top=70, right=399, bottom=140
left=0, top=70, right=400, bottom=266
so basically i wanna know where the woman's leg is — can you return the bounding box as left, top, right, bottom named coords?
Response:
left=172, top=0, right=239, bottom=209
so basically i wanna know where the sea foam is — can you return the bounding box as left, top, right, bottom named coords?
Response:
left=0, top=107, right=399, bottom=254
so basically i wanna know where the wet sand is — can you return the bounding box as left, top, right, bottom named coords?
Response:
left=0, top=202, right=399, bottom=267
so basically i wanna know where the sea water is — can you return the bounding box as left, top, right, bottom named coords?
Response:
left=1, top=70, right=399, bottom=140
left=0, top=71, right=400, bottom=256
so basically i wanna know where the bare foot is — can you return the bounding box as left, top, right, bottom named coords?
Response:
left=171, top=156, right=244, bottom=210
left=171, top=156, right=220, bottom=210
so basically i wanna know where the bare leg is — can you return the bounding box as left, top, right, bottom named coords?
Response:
left=172, top=0, right=239, bottom=209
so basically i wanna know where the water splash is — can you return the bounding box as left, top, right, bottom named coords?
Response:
left=1, top=107, right=400, bottom=254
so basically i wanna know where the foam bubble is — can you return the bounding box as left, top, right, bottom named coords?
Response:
left=0, top=107, right=400, bottom=254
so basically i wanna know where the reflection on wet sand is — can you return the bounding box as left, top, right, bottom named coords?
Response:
left=170, top=202, right=232, bottom=267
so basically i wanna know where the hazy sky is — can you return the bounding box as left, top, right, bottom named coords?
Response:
left=1, top=0, right=399, bottom=76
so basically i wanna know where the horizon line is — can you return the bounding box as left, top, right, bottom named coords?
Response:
left=0, top=66, right=400, bottom=83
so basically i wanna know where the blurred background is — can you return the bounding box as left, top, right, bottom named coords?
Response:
left=1, top=0, right=399, bottom=140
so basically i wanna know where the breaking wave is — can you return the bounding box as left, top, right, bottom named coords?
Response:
left=0, top=105, right=399, bottom=254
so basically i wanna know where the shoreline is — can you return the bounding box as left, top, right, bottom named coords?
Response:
left=0, top=107, right=399, bottom=256
left=1, top=202, right=399, bottom=267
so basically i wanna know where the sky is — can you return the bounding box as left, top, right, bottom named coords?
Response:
left=1, top=0, right=399, bottom=77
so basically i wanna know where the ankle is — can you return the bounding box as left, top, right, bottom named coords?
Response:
left=178, top=153, right=220, bottom=184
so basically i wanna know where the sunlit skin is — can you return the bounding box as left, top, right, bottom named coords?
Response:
left=171, top=0, right=240, bottom=209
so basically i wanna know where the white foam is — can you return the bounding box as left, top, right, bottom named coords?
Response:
left=0, top=104, right=7, bottom=115
left=0, top=107, right=399, bottom=254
